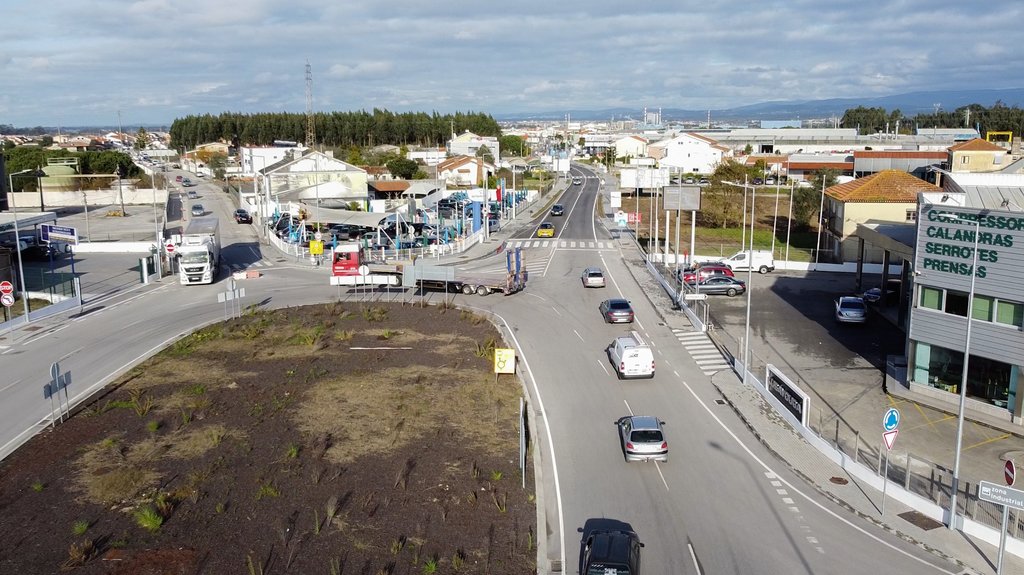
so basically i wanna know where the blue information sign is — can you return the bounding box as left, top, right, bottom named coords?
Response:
left=883, top=407, right=900, bottom=431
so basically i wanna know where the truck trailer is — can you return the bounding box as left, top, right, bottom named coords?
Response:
left=178, top=216, right=222, bottom=285
left=329, top=242, right=527, bottom=295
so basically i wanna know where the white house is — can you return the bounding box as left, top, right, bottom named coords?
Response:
left=436, top=155, right=494, bottom=187
left=448, top=130, right=500, bottom=161
left=647, top=132, right=730, bottom=174
left=613, top=135, right=648, bottom=160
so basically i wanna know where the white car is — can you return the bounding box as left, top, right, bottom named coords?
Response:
left=835, top=296, right=867, bottom=324
left=581, top=267, right=606, bottom=288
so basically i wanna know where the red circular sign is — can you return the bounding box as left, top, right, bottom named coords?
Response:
left=1006, top=460, right=1016, bottom=486
left=0, top=280, right=13, bottom=295
left=165, top=242, right=175, bottom=254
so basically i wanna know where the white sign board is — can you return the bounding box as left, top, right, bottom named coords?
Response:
left=610, top=191, right=622, bottom=208
left=619, top=167, right=670, bottom=190
left=979, top=481, right=1024, bottom=511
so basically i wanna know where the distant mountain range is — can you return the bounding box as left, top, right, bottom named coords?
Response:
left=496, top=88, right=1024, bottom=123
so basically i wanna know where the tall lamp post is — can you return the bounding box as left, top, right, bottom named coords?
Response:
left=943, top=211, right=983, bottom=530
left=7, top=169, right=38, bottom=319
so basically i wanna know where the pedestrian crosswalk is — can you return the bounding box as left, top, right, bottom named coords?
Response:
left=672, top=329, right=732, bottom=375
left=504, top=239, right=615, bottom=250
left=226, top=260, right=274, bottom=273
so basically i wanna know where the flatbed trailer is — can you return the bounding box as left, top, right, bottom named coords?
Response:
left=402, top=248, right=527, bottom=296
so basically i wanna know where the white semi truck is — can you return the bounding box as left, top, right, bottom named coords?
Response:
left=178, top=216, right=221, bottom=285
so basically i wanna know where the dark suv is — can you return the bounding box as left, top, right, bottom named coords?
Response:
left=581, top=529, right=643, bottom=574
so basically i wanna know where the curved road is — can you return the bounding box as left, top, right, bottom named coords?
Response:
left=0, top=168, right=963, bottom=574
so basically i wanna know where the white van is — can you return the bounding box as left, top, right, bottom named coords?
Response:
left=608, top=331, right=655, bottom=380
left=724, top=250, right=775, bottom=274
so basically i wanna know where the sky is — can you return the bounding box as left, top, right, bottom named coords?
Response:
left=2, top=0, right=1023, bottom=128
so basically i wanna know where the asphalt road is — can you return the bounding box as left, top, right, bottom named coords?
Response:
left=470, top=165, right=959, bottom=573
left=0, top=166, right=966, bottom=574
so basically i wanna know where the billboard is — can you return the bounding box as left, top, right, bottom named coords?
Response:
left=620, top=167, right=669, bottom=189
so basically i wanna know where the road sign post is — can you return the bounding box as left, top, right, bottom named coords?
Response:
left=992, top=461, right=1018, bottom=575
left=881, top=408, right=900, bottom=516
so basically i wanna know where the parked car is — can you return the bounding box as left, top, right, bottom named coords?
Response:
left=550, top=204, right=565, bottom=217
left=2, top=235, right=64, bottom=260
left=698, top=177, right=710, bottom=185
left=599, top=298, right=634, bottom=323
left=835, top=296, right=868, bottom=323
left=234, top=208, right=252, bottom=224
left=191, top=204, right=205, bottom=217
left=695, top=276, right=746, bottom=296
left=680, top=264, right=734, bottom=285
left=683, top=176, right=696, bottom=184
left=753, top=177, right=764, bottom=185
left=536, top=222, right=555, bottom=238
left=616, top=415, right=667, bottom=462
left=182, top=178, right=196, bottom=187
left=186, top=190, right=199, bottom=200
left=581, top=267, right=606, bottom=288
left=581, top=529, right=643, bottom=575
left=175, top=175, right=183, bottom=182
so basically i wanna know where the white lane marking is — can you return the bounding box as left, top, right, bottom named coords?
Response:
left=680, top=377, right=957, bottom=574
left=550, top=307, right=562, bottom=317
left=0, top=378, right=25, bottom=394
left=624, top=399, right=634, bottom=416
left=597, top=360, right=610, bottom=376
left=573, top=329, right=584, bottom=342
left=687, top=542, right=703, bottom=575
left=655, top=463, right=670, bottom=491
left=21, top=324, right=69, bottom=345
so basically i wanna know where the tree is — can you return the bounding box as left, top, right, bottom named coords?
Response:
left=40, top=135, right=54, bottom=147
left=499, top=135, right=527, bottom=157
left=134, top=127, right=149, bottom=150
left=386, top=157, right=419, bottom=180
left=791, top=169, right=839, bottom=231
left=207, top=155, right=227, bottom=180
left=475, top=144, right=495, bottom=164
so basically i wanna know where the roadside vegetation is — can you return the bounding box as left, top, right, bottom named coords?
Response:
left=0, top=302, right=536, bottom=574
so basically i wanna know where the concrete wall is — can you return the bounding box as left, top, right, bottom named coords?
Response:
left=10, top=189, right=169, bottom=209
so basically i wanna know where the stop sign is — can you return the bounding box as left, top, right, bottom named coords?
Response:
left=0, top=280, right=12, bottom=295
left=1006, top=460, right=1016, bottom=486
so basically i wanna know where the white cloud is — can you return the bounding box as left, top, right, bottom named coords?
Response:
left=0, top=0, right=1021, bottom=125
left=327, top=61, right=394, bottom=79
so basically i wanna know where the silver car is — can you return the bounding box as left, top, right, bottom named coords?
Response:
left=581, top=267, right=606, bottom=288
left=835, top=296, right=867, bottom=323
left=191, top=204, right=205, bottom=217
left=616, top=415, right=668, bottom=462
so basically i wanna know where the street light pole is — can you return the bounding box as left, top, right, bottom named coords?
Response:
left=814, top=177, right=826, bottom=269
left=7, top=169, right=34, bottom=319
left=946, top=211, right=982, bottom=530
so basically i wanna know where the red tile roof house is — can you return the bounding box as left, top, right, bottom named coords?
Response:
left=820, top=170, right=941, bottom=263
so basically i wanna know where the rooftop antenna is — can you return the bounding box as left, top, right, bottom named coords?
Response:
left=305, top=61, right=316, bottom=149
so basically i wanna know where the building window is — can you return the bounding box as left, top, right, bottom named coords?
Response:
left=945, top=291, right=969, bottom=317
left=919, top=286, right=943, bottom=310
left=972, top=295, right=993, bottom=321
left=961, top=156, right=970, bottom=164
left=906, top=209, right=917, bottom=222
left=912, top=341, right=1013, bottom=407
left=996, top=300, right=1024, bottom=327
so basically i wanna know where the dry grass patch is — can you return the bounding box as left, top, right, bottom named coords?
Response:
left=74, top=436, right=161, bottom=505
left=164, top=424, right=245, bottom=459
left=361, top=329, right=432, bottom=345
left=431, top=333, right=481, bottom=357
left=296, top=365, right=519, bottom=464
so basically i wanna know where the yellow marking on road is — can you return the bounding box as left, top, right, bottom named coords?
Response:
left=964, top=433, right=1011, bottom=451
left=902, top=414, right=954, bottom=433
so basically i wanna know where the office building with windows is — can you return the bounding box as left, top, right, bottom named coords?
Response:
left=907, top=173, right=1024, bottom=424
